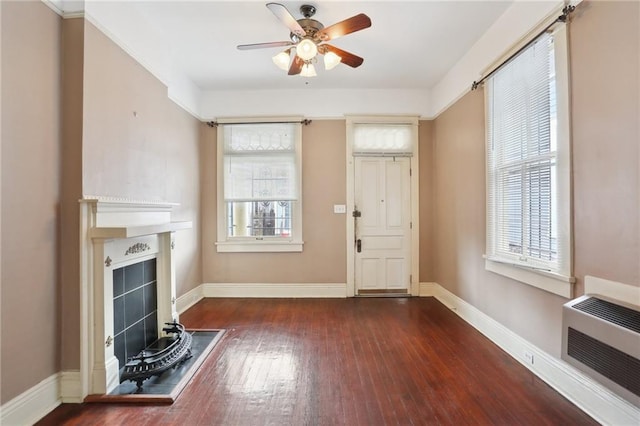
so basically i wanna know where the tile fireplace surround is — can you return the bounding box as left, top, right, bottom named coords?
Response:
left=79, top=197, right=191, bottom=399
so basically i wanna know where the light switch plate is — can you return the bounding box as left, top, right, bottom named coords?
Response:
left=333, top=204, right=346, bottom=214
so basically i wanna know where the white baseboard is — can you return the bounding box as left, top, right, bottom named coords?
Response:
left=419, top=282, right=640, bottom=425
left=59, top=370, right=82, bottom=403
left=176, top=285, right=205, bottom=314
left=201, top=282, right=347, bottom=298
left=419, top=281, right=437, bottom=297
left=0, top=373, right=61, bottom=426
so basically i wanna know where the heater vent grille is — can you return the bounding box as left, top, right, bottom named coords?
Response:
left=567, top=327, right=640, bottom=398
left=573, top=297, right=640, bottom=333
left=563, top=293, right=640, bottom=408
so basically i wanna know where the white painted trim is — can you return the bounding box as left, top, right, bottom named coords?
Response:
left=59, top=370, right=82, bottom=403
left=485, top=259, right=574, bottom=299
left=41, top=0, right=64, bottom=17
left=410, top=129, right=420, bottom=296
left=215, top=241, right=303, bottom=253
left=425, top=283, right=640, bottom=425
left=345, top=123, right=356, bottom=297
left=201, top=283, right=347, bottom=298
left=176, top=285, right=205, bottom=314
left=0, top=373, right=61, bottom=426
left=41, top=0, right=85, bottom=18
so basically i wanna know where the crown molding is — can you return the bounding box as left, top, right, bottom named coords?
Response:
left=41, top=0, right=85, bottom=18
left=429, top=0, right=572, bottom=119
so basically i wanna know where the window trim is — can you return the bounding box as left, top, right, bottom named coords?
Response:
left=484, top=24, right=574, bottom=298
left=215, top=117, right=304, bottom=253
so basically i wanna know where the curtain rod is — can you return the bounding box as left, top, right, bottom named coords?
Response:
left=471, top=4, right=575, bottom=91
left=206, top=119, right=312, bottom=128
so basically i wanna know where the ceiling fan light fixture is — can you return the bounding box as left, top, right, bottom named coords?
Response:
left=296, top=38, right=318, bottom=61
left=323, top=51, right=342, bottom=70
left=300, top=62, right=317, bottom=77
left=272, top=50, right=290, bottom=71
left=238, top=3, right=371, bottom=77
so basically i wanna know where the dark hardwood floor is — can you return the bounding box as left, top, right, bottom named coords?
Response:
left=38, top=297, right=597, bottom=425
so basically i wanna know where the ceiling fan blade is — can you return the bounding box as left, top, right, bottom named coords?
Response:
left=322, top=44, right=364, bottom=68
left=237, top=41, right=294, bottom=50
left=266, top=3, right=306, bottom=37
left=317, top=13, right=371, bottom=42
left=288, top=56, right=304, bottom=75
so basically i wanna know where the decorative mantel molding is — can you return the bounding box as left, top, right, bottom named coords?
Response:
left=124, top=242, right=151, bottom=256
left=78, top=197, right=192, bottom=400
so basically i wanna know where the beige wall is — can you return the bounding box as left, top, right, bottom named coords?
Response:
left=430, top=0, right=639, bottom=356
left=418, top=120, right=435, bottom=281
left=571, top=0, right=639, bottom=290
left=59, top=17, right=84, bottom=371
left=81, top=19, right=202, bottom=297
left=1, top=1, right=61, bottom=403
left=202, top=120, right=347, bottom=283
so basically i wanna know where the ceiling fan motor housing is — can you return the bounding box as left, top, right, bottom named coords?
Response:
left=290, top=18, right=324, bottom=43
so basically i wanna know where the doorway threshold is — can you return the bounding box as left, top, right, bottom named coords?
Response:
left=357, top=289, right=411, bottom=298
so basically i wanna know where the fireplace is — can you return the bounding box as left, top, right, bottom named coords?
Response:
left=112, top=258, right=158, bottom=369
left=79, top=198, right=191, bottom=398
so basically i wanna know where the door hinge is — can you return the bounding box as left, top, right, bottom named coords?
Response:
left=410, top=274, right=413, bottom=284
left=410, top=221, right=413, bottom=229
left=410, top=168, right=412, bottom=177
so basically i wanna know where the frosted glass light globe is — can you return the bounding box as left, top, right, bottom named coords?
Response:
left=296, top=39, right=318, bottom=61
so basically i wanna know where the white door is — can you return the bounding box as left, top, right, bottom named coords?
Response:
left=354, top=157, right=411, bottom=294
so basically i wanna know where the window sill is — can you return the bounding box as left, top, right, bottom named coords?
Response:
left=216, top=240, right=304, bottom=253
left=484, top=257, right=574, bottom=298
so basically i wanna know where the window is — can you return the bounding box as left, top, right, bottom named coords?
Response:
left=216, top=120, right=303, bottom=252
left=485, top=26, right=573, bottom=297
left=352, top=123, right=414, bottom=156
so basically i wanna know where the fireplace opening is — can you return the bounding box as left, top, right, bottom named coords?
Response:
left=113, top=258, right=158, bottom=369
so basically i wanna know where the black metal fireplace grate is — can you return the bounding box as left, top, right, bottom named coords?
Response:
left=120, top=322, right=193, bottom=389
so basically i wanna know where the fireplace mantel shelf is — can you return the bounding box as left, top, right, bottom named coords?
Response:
left=89, top=221, right=192, bottom=239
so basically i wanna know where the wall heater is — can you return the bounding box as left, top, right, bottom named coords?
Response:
left=562, top=294, right=640, bottom=408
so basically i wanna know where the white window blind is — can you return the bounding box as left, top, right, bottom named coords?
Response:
left=216, top=120, right=304, bottom=252
left=223, top=123, right=299, bottom=202
left=352, top=123, right=414, bottom=156
left=486, top=31, right=570, bottom=278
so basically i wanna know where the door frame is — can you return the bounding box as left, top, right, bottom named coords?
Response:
left=345, top=116, right=420, bottom=297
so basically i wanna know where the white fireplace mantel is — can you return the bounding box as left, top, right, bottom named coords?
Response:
left=89, top=222, right=192, bottom=239
left=78, top=197, right=192, bottom=399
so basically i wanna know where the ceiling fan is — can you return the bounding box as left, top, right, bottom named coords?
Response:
left=237, top=3, right=371, bottom=77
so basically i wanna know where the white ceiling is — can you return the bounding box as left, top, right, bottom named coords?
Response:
left=53, top=1, right=569, bottom=118
left=85, top=1, right=511, bottom=91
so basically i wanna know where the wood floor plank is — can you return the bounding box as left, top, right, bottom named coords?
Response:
left=37, top=297, right=598, bottom=426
